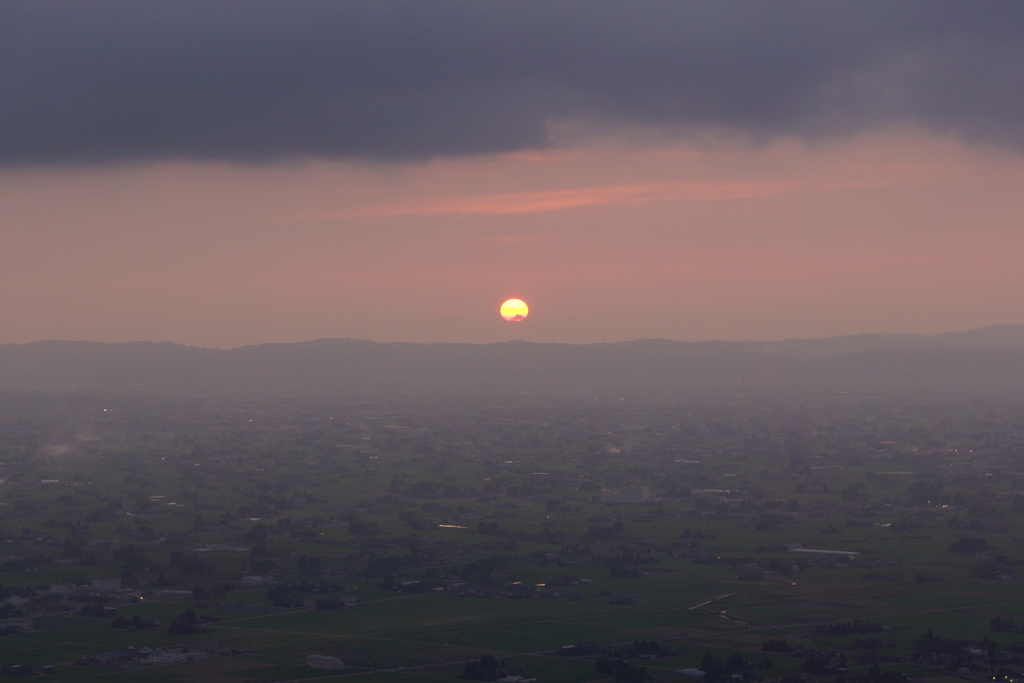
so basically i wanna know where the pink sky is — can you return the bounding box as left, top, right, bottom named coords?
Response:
left=2, top=129, right=1022, bottom=348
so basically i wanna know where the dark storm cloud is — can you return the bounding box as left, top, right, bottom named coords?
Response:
left=3, top=1, right=1024, bottom=165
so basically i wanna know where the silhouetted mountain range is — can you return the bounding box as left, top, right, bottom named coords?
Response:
left=1, top=325, right=1023, bottom=397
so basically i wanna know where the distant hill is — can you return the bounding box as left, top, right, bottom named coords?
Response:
left=1, top=326, right=1023, bottom=397
left=928, top=324, right=1024, bottom=348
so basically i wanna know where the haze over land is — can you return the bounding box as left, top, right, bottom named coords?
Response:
left=2, top=331, right=1024, bottom=681
left=3, top=2, right=1024, bottom=347
left=2, top=325, right=1023, bottom=396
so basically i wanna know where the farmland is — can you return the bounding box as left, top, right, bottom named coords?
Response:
left=1, top=389, right=1023, bottom=682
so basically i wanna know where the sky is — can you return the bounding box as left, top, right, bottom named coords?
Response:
left=3, top=1, right=1024, bottom=348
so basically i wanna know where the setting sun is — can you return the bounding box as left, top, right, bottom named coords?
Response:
left=500, top=298, right=529, bottom=322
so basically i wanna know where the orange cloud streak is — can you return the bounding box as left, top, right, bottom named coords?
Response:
left=370, top=180, right=795, bottom=216
left=296, top=179, right=796, bottom=223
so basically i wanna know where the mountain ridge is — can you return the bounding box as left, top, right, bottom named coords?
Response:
left=1, top=325, right=1022, bottom=396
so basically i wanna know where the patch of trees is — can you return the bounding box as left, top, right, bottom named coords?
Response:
left=243, top=523, right=270, bottom=544
left=407, top=481, right=443, bottom=498
left=167, top=608, right=207, bottom=635
left=168, top=551, right=215, bottom=575
left=991, top=616, right=1023, bottom=633
left=461, top=655, right=507, bottom=681
left=111, top=615, right=155, bottom=630
left=114, top=544, right=155, bottom=578
left=0, top=603, right=20, bottom=619
left=456, top=555, right=510, bottom=584
left=618, top=638, right=671, bottom=659
left=762, top=639, right=792, bottom=653
left=972, top=553, right=1022, bottom=578
left=594, top=657, right=651, bottom=683
left=607, top=557, right=642, bottom=578
left=801, top=651, right=847, bottom=675
left=265, top=585, right=304, bottom=608
left=700, top=652, right=754, bottom=682
left=914, top=629, right=970, bottom=654
left=0, top=586, right=34, bottom=600
left=756, top=557, right=794, bottom=577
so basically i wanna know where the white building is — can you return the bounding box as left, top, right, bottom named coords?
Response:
left=306, top=654, right=344, bottom=669
left=241, top=576, right=271, bottom=586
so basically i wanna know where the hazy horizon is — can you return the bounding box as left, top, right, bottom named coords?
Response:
left=4, top=3, right=1024, bottom=348
left=5, top=322, right=1024, bottom=354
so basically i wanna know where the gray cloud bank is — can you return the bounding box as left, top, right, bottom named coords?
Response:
left=3, top=1, right=1024, bottom=165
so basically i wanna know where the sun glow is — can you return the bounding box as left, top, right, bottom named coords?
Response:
left=500, top=298, right=529, bottom=322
